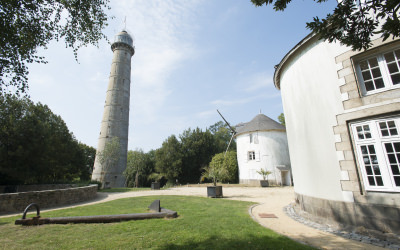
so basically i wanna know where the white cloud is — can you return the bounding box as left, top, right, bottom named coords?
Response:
left=242, top=71, right=274, bottom=92
left=196, top=109, right=216, bottom=119
left=109, top=0, right=202, bottom=125
left=211, top=93, right=280, bottom=107
left=29, top=73, right=55, bottom=88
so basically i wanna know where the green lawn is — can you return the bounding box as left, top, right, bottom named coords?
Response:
left=0, top=196, right=314, bottom=249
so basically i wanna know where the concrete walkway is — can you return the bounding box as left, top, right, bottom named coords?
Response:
left=2, top=186, right=382, bottom=249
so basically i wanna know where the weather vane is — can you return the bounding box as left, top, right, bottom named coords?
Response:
left=124, top=16, right=126, bottom=30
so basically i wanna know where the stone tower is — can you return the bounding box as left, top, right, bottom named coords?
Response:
left=92, top=30, right=135, bottom=188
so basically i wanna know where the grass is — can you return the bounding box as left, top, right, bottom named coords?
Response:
left=98, top=187, right=151, bottom=192
left=0, top=196, right=314, bottom=249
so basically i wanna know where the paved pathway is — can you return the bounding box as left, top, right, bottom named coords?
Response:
left=2, top=186, right=384, bottom=249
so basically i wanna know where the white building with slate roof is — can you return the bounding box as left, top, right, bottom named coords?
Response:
left=235, top=114, right=291, bottom=186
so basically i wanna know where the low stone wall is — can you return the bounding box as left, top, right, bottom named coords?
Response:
left=295, top=192, right=400, bottom=234
left=0, top=185, right=98, bottom=214
left=0, top=184, right=79, bottom=193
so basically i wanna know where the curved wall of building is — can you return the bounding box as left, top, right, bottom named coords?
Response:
left=279, top=37, right=350, bottom=202
left=236, top=130, right=290, bottom=185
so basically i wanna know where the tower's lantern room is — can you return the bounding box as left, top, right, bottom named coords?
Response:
left=111, top=30, right=135, bottom=54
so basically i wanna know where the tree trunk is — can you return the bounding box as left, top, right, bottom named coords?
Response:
left=135, top=172, right=139, bottom=188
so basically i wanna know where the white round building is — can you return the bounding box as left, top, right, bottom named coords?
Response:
left=235, top=114, right=291, bottom=186
left=274, top=31, right=400, bottom=232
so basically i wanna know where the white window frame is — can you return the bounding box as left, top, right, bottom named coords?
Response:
left=248, top=151, right=256, bottom=161
left=351, top=117, right=400, bottom=192
left=355, top=47, right=400, bottom=96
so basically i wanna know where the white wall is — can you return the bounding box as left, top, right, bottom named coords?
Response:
left=236, top=130, right=290, bottom=183
left=279, top=39, right=350, bottom=201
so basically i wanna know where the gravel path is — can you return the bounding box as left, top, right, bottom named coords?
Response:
left=2, top=186, right=393, bottom=249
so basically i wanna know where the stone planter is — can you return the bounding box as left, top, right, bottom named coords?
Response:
left=260, top=180, right=269, bottom=187
left=151, top=182, right=160, bottom=190
left=207, top=186, right=223, bottom=198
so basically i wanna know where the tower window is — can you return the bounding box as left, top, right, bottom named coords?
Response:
left=248, top=151, right=256, bottom=161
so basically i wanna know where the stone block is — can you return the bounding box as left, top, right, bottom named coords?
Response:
left=348, top=90, right=360, bottom=99
left=335, top=141, right=352, bottom=151
left=344, top=73, right=356, bottom=83
left=340, top=133, right=350, bottom=142
left=337, top=102, right=400, bottom=124
left=340, top=160, right=356, bottom=170
left=342, top=58, right=352, bottom=68
left=340, top=82, right=358, bottom=93
left=338, top=67, right=353, bottom=78
left=343, top=150, right=355, bottom=160
left=333, top=124, right=348, bottom=134
left=347, top=170, right=360, bottom=182
left=335, top=50, right=354, bottom=64
left=343, top=98, right=363, bottom=109
left=341, top=180, right=360, bottom=192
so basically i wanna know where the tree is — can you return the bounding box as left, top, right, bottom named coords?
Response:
left=179, top=128, right=217, bottom=183
left=202, top=151, right=238, bottom=185
left=97, top=137, right=121, bottom=186
left=78, top=143, right=96, bottom=181
left=209, top=121, right=237, bottom=153
left=124, top=149, right=155, bottom=188
left=0, top=0, right=111, bottom=94
left=278, top=113, right=285, bottom=126
left=251, top=0, right=400, bottom=50
left=154, top=135, right=183, bottom=185
left=223, top=151, right=239, bottom=183
left=0, top=94, right=86, bottom=184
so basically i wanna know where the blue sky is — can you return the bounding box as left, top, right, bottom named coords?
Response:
left=26, top=0, right=337, bottom=152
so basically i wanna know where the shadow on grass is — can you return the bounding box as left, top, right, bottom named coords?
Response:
left=0, top=221, right=9, bottom=226
left=160, top=234, right=314, bottom=250
left=160, top=232, right=377, bottom=250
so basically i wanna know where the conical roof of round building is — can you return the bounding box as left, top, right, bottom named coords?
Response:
left=235, top=114, right=285, bottom=136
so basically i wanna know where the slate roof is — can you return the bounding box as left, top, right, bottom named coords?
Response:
left=235, top=114, right=285, bottom=136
